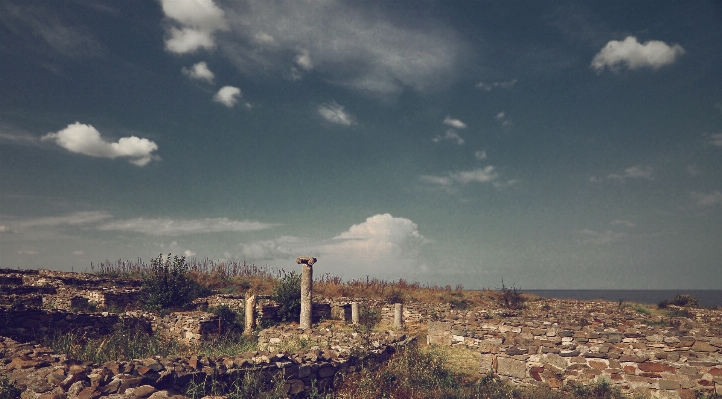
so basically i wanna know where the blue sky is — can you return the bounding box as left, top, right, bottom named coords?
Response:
left=1, top=0, right=721, bottom=289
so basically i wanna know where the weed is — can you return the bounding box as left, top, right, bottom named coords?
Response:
left=140, top=254, right=210, bottom=311
left=634, top=305, right=651, bottom=315
left=0, top=375, right=21, bottom=399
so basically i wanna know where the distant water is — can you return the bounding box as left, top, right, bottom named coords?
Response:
left=524, top=290, right=722, bottom=308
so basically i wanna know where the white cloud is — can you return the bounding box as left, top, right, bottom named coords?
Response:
left=239, top=236, right=299, bottom=261
left=18, top=211, right=112, bottom=228
left=691, top=190, right=722, bottom=207
left=610, top=220, right=635, bottom=228
left=450, top=166, right=498, bottom=184
left=495, top=112, right=505, bottom=120
left=42, top=122, right=159, bottom=166
left=421, top=166, right=499, bottom=186
left=432, top=129, right=464, bottom=145
left=476, top=79, right=517, bottom=91
left=165, top=27, right=216, bottom=53
left=324, top=214, right=427, bottom=263
left=213, top=86, right=242, bottom=107
left=706, top=133, right=722, bottom=148
left=18, top=250, right=38, bottom=255
left=97, top=217, right=276, bottom=236
left=218, top=1, right=465, bottom=97
left=0, top=225, right=11, bottom=233
left=72, top=251, right=84, bottom=256
left=295, top=49, right=313, bottom=71
left=474, top=150, right=487, bottom=160
left=184, top=250, right=196, bottom=257
left=607, top=166, right=653, bottom=181
left=443, top=117, right=466, bottom=129
left=591, top=36, right=685, bottom=72
left=182, top=61, right=215, bottom=82
left=160, top=0, right=228, bottom=54
left=318, top=102, right=355, bottom=126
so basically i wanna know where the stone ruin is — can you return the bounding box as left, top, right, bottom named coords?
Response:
left=1, top=266, right=719, bottom=398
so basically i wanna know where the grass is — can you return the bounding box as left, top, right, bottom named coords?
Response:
left=43, top=324, right=258, bottom=363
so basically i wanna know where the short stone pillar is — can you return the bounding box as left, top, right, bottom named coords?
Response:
left=244, top=292, right=256, bottom=334
left=296, top=256, right=317, bottom=330
left=394, top=303, right=403, bottom=329
left=351, top=302, right=360, bottom=325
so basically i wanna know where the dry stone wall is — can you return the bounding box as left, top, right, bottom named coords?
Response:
left=427, top=299, right=722, bottom=398
left=0, top=332, right=413, bottom=398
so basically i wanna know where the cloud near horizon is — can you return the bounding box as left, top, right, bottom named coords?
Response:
left=591, top=36, right=685, bottom=72
left=42, top=122, right=159, bottom=166
left=97, top=217, right=277, bottom=236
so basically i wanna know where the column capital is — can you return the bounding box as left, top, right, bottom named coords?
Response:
left=296, top=256, right=317, bottom=266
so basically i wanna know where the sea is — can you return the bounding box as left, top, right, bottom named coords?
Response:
left=524, top=290, right=722, bottom=308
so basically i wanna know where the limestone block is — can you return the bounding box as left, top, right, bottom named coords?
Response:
left=497, top=357, right=526, bottom=379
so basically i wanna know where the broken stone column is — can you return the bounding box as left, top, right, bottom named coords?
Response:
left=351, top=302, right=360, bottom=325
left=244, top=292, right=256, bottom=334
left=296, top=256, right=317, bottom=330
left=394, top=303, right=403, bottom=329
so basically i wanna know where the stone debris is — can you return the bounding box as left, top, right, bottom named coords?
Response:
left=427, top=299, right=722, bottom=398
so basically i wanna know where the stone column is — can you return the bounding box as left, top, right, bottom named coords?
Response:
left=244, top=292, right=256, bottom=334
left=351, top=302, right=360, bottom=325
left=296, top=256, right=317, bottom=330
left=394, top=303, right=403, bottom=329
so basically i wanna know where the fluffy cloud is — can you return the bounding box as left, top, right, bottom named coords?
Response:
left=591, top=36, right=685, bottom=72
left=443, top=117, right=466, bottom=129
left=18, top=211, right=112, bottom=228
left=474, top=150, right=487, bottom=160
left=216, top=1, right=464, bottom=97
left=432, top=130, right=464, bottom=145
left=476, top=79, right=517, bottom=91
left=691, top=191, right=722, bottom=207
left=160, top=0, right=228, bottom=54
left=213, top=86, right=242, bottom=107
left=607, top=166, right=653, bottom=181
left=41, top=122, right=158, bottom=166
left=97, top=217, right=277, bottom=236
left=706, top=133, right=722, bottom=148
left=182, top=61, right=215, bottom=82
left=323, top=214, right=427, bottom=264
left=318, top=102, right=355, bottom=126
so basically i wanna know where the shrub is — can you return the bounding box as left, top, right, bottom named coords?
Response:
left=498, top=280, right=525, bottom=310
left=271, top=271, right=301, bottom=322
left=658, top=294, right=700, bottom=309
left=384, top=289, right=405, bottom=304
left=140, top=254, right=209, bottom=311
left=209, top=305, right=244, bottom=333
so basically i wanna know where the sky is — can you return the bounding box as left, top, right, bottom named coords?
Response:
left=1, top=0, right=721, bottom=289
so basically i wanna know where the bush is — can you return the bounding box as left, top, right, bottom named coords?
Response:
left=140, top=254, right=209, bottom=311
left=271, top=271, right=301, bottom=322
left=384, top=289, right=405, bottom=304
left=658, top=294, right=700, bottom=309
left=209, top=305, right=244, bottom=332
left=498, top=280, right=525, bottom=310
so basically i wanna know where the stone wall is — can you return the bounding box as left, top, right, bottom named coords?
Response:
left=427, top=299, right=722, bottom=398
left=0, top=307, right=152, bottom=339
left=0, top=333, right=414, bottom=398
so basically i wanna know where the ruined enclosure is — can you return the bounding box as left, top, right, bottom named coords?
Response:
left=0, top=267, right=720, bottom=398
